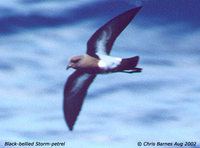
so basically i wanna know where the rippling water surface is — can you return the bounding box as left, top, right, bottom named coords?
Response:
left=1, top=0, right=200, bottom=148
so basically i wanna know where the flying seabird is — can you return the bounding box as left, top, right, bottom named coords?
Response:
left=64, top=6, right=143, bottom=131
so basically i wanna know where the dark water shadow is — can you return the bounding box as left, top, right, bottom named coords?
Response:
left=87, top=80, right=176, bottom=99
left=135, top=108, right=178, bottom=125
left=9, top=129, right=66, bottom=139
left=0, top=0, right=136, bottom=35
left=39, top=81, right=64, bottom=95
left=0, top=7, right=15, bottom=15
left=142, top=59, right=174, bottom=66
left=12, top=57, right=44, bottom=69
left=37, top=115, right=62, bottom=122
left=1, top=0, right=199, bottom=35
left=0, top=107, right=14, bottom=120
left=20, top=0, right=66, bottom=4
left=0, top=61, right=14, bottom=71
left=164, top=96, right=198, bottom=107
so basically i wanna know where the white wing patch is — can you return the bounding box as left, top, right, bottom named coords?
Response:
left=95, top=27, right=112, bottom=55
left=95, top=27, right=121, bottom=70
left=71, top=73, right=91, bottom=93
left=97, top=53, right=122, bottom=70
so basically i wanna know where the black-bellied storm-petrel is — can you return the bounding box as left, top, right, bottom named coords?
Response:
left=64, top=6, right=142, bottom=131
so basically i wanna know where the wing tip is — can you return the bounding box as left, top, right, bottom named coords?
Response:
left=68, top=125, right=73, bottom=131
left=138, top=6, right=143, bottom=10
left=132, top=6, right=143, bottom=12
left=66, top=120, right=75, bottom=131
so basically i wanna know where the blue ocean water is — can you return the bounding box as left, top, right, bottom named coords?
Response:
left=0, top=0, right=200, bottom=148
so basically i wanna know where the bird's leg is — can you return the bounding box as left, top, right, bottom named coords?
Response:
left=121, top=68, right=142, bottom=73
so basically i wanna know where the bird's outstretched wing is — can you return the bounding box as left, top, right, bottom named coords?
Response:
left=63, top=70, right=96, bottom=131
left=87, top=6, right=142, bottom=57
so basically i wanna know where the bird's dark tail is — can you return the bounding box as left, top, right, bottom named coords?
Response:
left=114, top=56, right=142, bottom=73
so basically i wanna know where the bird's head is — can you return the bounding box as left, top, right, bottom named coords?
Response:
left=66, top=56, right=82, bottom=70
